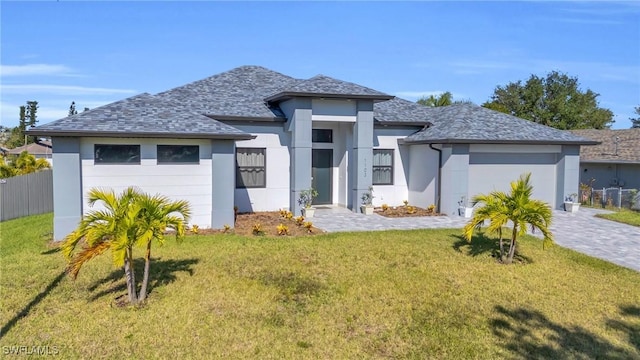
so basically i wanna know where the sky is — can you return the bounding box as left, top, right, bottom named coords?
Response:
left=1, top=1, right=639, bottom=129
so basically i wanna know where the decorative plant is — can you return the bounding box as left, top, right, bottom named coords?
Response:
left=277, top=223, right=289, bottom=236
left=298, top=188, right=318, bottom=209
left=190, top=224, right=199, bottom=235
left=252, top=223, right=264, bottom=236
left=280, top=209, right=293, bottom=219
left=403, top=200, right=409, bottom=206
left=406, top=205, right=416, bottom=214
left=565, top=193, right=578, bottom=203
left=427, top=204, right=436, bottom=214
left=458, top=196, right=467, bottom=207
left=222, top=224, right=231, bottom=233
left=361, top=187, right=374, bottom=206
left=295, top=216, right=305, bottom=226
left=381, top=204, right=389, bottom=212
left=303, top=221, right=314, bottom=233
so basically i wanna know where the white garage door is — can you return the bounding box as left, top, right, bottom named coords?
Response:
left=468, top=153, right=557, bottom=207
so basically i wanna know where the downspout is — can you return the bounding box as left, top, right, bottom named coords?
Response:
left=429, top=143, right=442, bottom=213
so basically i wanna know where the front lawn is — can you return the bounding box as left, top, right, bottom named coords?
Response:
left=1, top=213, right=639, bottom=358
left=596, top=208, right=640, bottom=227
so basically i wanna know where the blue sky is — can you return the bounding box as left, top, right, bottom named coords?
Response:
left=1, top=1, right=639, bottom=129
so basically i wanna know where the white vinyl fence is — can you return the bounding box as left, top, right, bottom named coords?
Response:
left=580, top=187, right=640, bottom=210
left=0, top=170, right=53, bottom=221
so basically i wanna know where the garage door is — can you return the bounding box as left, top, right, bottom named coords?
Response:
left=468, top=153, right=557, bottom=207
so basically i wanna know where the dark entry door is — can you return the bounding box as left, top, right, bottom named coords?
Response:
left=312, top=149, right=332, bottom=205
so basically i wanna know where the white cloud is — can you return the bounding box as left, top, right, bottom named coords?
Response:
left=1, top=64, right=76, bottom=77
left=2, top=84, right=137, bottom=96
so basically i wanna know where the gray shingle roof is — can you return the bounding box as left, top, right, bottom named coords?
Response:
left=373, top=98, right=435, bottom=125
left=403, top=103, right=598, bottom=145
left=28, top=93, right=254, bottom=140
left=156, top=65, right=299, bottom=119
left=570, top=129, right=640, bottom=163
left=265, top=74, right=394, bottom=102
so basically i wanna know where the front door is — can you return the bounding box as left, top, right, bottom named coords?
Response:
left=312, top=149, right=332, bottom=205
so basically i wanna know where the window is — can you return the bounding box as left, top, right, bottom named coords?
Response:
left=373, top=149, right=393, bottom=185
left=312, top=129, right=333, bottom=143
left=94, top=144, right=140, bottom=164
left=236, top=148, right=266, bottom=188
left=157, top=145, right=199, bottom=164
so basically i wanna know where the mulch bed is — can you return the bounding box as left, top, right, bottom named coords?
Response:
left=194, top=205, right=444, bottom=237
left=196, top=211, right=323, bottom=237
left=374, top=205, right=444, bottom=218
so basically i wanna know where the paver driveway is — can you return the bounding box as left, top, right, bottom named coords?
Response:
left=312, top=206, right=640, bottom=272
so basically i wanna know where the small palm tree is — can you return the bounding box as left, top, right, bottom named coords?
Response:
left=62, top=187, right=191, bottom=305
left=463, top=173, right=553, bottom=264
left=135, top=194, right=190, bottom=302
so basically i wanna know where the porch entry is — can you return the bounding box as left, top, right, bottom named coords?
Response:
left=312, top=149, right=332, bottom=205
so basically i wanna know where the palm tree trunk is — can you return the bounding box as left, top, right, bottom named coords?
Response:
left=498, top=228, right=505, bottom=262
left=138, top=241, right=152, bottom=302
left=506, top=226, right=518, bottom=264
left=124, top=248, right=138, bottom=305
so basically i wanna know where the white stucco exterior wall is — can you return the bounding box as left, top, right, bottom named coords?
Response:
left=80, top=137, right=213, bottom=227
left=407, top=144, right=439, bottom=209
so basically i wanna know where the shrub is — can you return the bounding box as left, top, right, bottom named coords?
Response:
left=190, top=224, right=199, bottom=234
left=223, top=224, right=231, bottom=233
left=252, top=223, right=264, bottom=236
left=406, top=206, right=416, bottom=214
left=403, top=200, right=409, bottom=206
left=303, top=221, right=314, bottom=233
left=277, top=223, right=290, bottom=236
left=381, top=204, right=389, bottom=212
left=427, top=204, right=436, bottom=213
left=295, top=216, right=305, bottom=226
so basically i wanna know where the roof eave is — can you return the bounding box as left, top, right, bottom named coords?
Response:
left=402, top=138, right=601, bottom=145
left=27, top=129, right=256, bottom=141
left=579, top=159, right=640, bottom=164
left=375, top=120, right=432, bottom=127
left=207, top=115, right=287, bottom=123
left=265, top=92, right=394, bottom=103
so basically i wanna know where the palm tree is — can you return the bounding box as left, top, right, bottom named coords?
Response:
left=463, top=173, right=553, bottom=264
left=13, top=151, right=50, bottom=175
left=61, top=187, right=191, bottom=305
left=135, top=194, right=190, bottom=302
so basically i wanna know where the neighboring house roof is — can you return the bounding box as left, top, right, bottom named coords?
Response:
left=6, top=141, right=52, bottom=156
left=264, top=74, right=394, bottom=102
left=403, top=103, right=598, bottom=145
left=28, top=93, right=255, bottom=140
left=570, top=129, right=640, bottom=163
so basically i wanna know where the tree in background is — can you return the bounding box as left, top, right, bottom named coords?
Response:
left=69, top=101, right=78, bottom=116
left=4, top=103, right=36, bottom=148
left=417, top=91, right=474, bottom=107
left=0, top=151, right=51, bottom=178
left=630, top=106, right=640, bottom=129
left=25, top=101, right=38, bottom=127
left=418, top=92, right=453, bottom=107
left=482, top=71, right=613, bottom=130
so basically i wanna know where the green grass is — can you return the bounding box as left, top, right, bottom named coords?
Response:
left=1, top=213, right=639, bottom=359
left=596, top=208, right=640, bottom=227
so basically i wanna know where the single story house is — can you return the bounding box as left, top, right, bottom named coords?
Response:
left=28, top=65, right=596, bottom=241
left=570, top=128, right=640, bottom=190
left=6, top=139, right=53, bottom=164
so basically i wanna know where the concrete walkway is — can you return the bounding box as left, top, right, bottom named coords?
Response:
left=311, top=206, right=640, bottom=272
